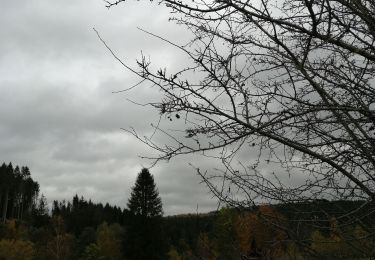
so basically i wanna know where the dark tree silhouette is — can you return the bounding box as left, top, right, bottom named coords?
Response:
left=127, top=168, right=163, bottom=218
left=125, top=168, right=165, bottom=259
left=51, top=194, right=125, bottom=235
left=0, top=162, right=39, bottom=223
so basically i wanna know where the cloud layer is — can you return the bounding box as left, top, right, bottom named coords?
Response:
left=0, top=0, right=217, bottom=215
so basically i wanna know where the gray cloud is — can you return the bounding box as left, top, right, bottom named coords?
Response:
left=0, top=0, right=219, bottom=215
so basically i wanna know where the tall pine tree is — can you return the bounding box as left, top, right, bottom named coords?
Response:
left=127, top=168, right=163, bottom=218
left=125, top=168, right=165, bottom=259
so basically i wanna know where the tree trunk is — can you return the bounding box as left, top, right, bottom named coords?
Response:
left=20, top=199, right=24, bottom=220
left=10, top=195, right=16, bottom=219
left=2, top=190, right=9, bottom=223
left=0, top=193, right=2, bottom=218
left=11, top=198, right=15, bottom=219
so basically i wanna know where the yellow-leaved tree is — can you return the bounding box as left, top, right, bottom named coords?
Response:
left=0, top=239, right=34, bottom=260
left=234, top=205, right=287, bottom=259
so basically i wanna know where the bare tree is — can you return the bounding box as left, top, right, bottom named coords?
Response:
left=101, top=0, right=375, bottom=257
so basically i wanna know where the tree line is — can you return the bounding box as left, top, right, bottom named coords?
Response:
left=1, top=162, right=375, bottom=259
left=0, top=163, right=167, bottom=259
left=0, top=163, right=39, bottom=223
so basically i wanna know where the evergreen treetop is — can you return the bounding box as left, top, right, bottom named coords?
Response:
left=127, top=168, right=163, bottom=218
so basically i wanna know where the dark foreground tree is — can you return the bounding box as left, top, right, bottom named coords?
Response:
left=102, top=0, right=375, bottom=257
left=125, top=168, right=165, bottom=259
left=127, top=168, right=163, bottom=218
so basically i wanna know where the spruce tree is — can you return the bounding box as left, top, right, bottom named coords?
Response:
left=127, top=168, right=163, bottom=218
left=125, top=168, right=165, bottom=259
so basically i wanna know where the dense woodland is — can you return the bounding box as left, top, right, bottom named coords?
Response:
left=0, top=162, right=375, bottom=259
left=0, top=163, right=39, bottom=223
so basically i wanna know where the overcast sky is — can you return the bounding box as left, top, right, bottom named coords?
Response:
left=0, top=0, right=219, bottom=215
